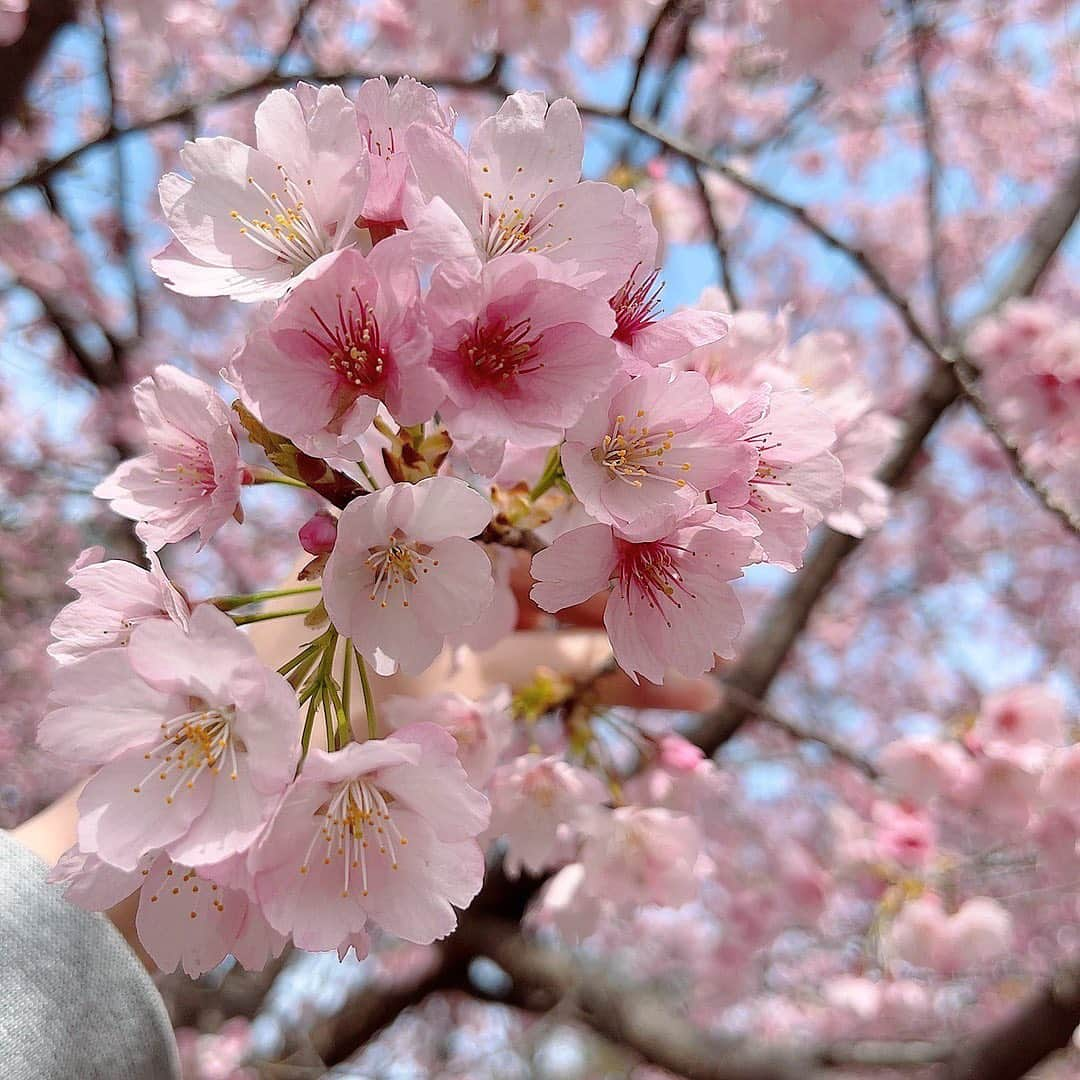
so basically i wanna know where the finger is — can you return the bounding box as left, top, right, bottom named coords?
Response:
left=509, top=550, right=610, bottom=630
left=592, top=668, right=722, bottom=713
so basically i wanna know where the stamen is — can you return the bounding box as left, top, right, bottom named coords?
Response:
left=229, top=166, right=328, bottom=268
left=459, top=316, right=543, bottom=387
left=362, top=531, right=438, bottom=608
left=611, top=264, right=664, bottom=343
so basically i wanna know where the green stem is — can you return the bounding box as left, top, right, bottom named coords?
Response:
left=354, top=648, right=379, bottom=741
left=212, top=585, right=321, bottom=612
left=278, top=638, right=323, bottom=677
left=245, top=468, right=310, bottom=489
left=322, top=682, right=336, bottom=751
left=339, top=639, right=354, bottom=744
left=282, top=650, right=320, bottom=691
left=230, top=607, right=313, bottom=626
left=357, top=460, right=380, bottom=490
left=300, top=693, right=319, bottom=755
left=529, top=444, right=563, bottom=501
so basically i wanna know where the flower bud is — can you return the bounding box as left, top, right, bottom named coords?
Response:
left=298, top=510, right=338, bottom=555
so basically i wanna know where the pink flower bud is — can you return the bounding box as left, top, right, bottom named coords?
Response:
left=298, top=510, right=338, bottom=555
left=657, top=734, right=705, bottom=773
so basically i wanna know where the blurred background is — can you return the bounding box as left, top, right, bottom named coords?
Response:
left=0, top=1, right=1078, bottom=1077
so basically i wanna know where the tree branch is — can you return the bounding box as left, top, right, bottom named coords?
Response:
left=96, top=0, right=143, bottom=342
left=0, top=0, right=77, bottom=125
left=0, top=64, right=502, bottom=202
left=692, top=166, right=741, bottom=309
left=307, top=949, right=470, bottom=1068
left=905, top=0, right=951, bottom=339
left=691, top=153, right=1080, bottom=751
left=720, top=685, right=879, bottom=778
left=943, top=957, right=1080, bottom=1079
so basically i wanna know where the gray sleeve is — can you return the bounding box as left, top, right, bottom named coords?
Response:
left=0, top=831, right=180, bottom=1080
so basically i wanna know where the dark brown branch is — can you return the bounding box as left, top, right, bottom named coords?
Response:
left=943, top=957, right=1080, bottom=1079
left=308, top=950, right=470, bottom=1067
left=0, top=0, right=77, bottom=125
left=624, top=0, right=685, bottom=119
left=455, top=918, right=1080, bottom=1080
left=692, top=166, right=740, bottom=309
left=905, top=0, right=950, bottom=339
left=0, top=64, right=502, bottom=201
left=451, top=918, right=819, bottom=1080
left=96, top=0, right=143, bottom=342
left=691, top=152, right=1080, bottom=752
left=721, top=685, right=879, bottom=778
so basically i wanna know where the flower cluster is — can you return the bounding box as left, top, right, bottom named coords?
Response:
left=832, top=684, right=1077, bottom=979
left=42, top=78, right=888, bottom=971
left=968, top=298, right=1079, bottom=517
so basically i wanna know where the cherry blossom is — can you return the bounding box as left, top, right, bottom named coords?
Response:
left=885, top=894, right=1013, bottom=976
left=724, top=387, right=842, bottom=570
left=48, top=549, right=189, bottom=665
left=40, top=605, right=299, bottom=870
left=758, top=0, right=887, bottom=85
left=971, top=683, right=1067, bottom=752
left=424, top=253, right=619, bottom=467
left=152, top=84, right=370, bottom=301
left=561, top=368, right=757, bottom=536
left=531, top=508, right=757, bottom=684
left=93, top=365, right=246, bottom=551
left=608, top=198, right=732, bottom=375
left=231, top=240, right=441, bottom=459
left=405, top=91, right=640, bottom=292
left=322, top=477, right=495, bottom=675
left=51, top=846, right=286, bottom=977
left=354, top=75, right=455, bottom=232
left=488, top=754, right=609, bottom=877
left=382, top=688, right=513, bottom=787
left=250, top=723, right=489, bottom=950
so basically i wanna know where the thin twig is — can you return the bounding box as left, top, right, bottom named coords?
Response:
left=96, top=0, right=143, bottom=342
left=905, top=0, right=951, bottom=339
left=721, top=685, right=879, bottom=779
left=692, top=165, right=740, bottom=309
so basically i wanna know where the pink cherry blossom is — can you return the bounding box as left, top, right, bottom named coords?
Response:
left=944, top=898, right=1015, bottom=971
left=405, top=91, right=640, bottom=292
left=231, top=241, right=441, bottom=459
left=488, top=754, right=609, bottom=877
left=446, top=543, right=520, bottom=655
left=608, top=197, right=731, bottom=376
left=530, top=509, right=757, bottom=684
left=49, top=549, right=190, bottom=665
left=250, top=722, right=489, bottom=950
left=152, top=84, right=370, bottom=302
left=878, top=737, right=978, bottom=805
left=578, top=805, right=702, bottom=908
left=354, top=76, right=454, bottom=230
left=724, top=386, right=842, bottom=570
left=298, top=509, right=338, bottom=555
left=1040, top=745, right=1080, bottom=825
left=424, top=254, right=619, bottom=467
left=971, top=683, right=1067, bottom=751
left=780, top=331, right=900, bottom=538
left=872, top=801, right=936, bottom=869
left=561, top=368, right=757, bottom=537
left=382, top=687, right=512, bottom=786
left=883, top=894, right=948, bottom=971
left=52, top=846, right=286, bottom=976
left=885, top=894, right=1013, bottom=976
left=93, top=365, right=246, bottom=551
left=966, top=743, right=1042, bottom=831
left=758, top=0, right=887, bottom=86
left=322, top=477, right=494, bottom=675
left=40, top=605, right=299, bottom=870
